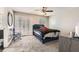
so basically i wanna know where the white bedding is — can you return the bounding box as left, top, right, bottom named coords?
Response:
left=43, top=32, right=59, bottom=39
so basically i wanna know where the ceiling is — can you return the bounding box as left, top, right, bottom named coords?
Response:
left=11, top=7, right=54, bottom=16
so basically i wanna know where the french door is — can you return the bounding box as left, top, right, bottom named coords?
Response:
left=15, top=14, right=31, bottom=36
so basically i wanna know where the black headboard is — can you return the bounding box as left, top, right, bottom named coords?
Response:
left=33, top=24, right=44, bottom=30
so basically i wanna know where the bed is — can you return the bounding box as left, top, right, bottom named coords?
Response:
left=33, top=24, right=60, bottom=43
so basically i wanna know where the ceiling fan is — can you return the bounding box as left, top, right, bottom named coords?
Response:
left=35, top=7, right=53, bottom=15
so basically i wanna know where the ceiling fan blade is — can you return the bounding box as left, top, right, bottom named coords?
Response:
left=46, top=10, right=53, bottom=12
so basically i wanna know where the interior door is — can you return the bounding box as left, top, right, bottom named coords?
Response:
left=4, top=9, right=14, bottom=48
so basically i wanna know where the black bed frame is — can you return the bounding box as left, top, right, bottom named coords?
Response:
left=33, top=24, right=60, bottom=43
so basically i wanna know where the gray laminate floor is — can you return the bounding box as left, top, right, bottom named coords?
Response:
left=3, top=36, right=59, bottom=52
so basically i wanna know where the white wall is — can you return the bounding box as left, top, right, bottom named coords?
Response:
left=0, top=8, right=5, bottom=28
left=49, top=7, right=79, bottom=37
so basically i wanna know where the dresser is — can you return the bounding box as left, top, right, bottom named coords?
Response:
left=59, top=36, right=79, bottom=52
